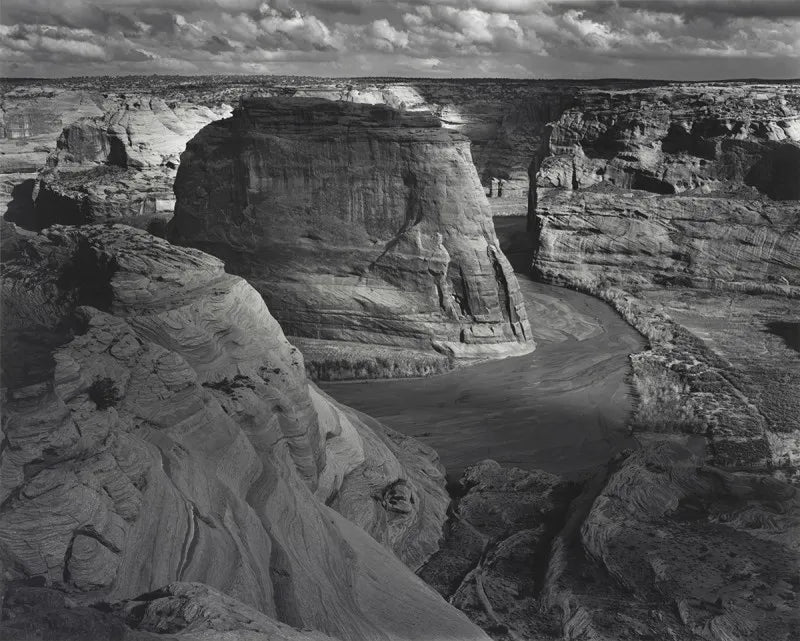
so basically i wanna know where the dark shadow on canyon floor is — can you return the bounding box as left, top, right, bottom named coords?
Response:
left=766, top=320, right=800, bottom=353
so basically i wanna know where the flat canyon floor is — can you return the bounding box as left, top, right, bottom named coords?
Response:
left=322, top=217, right=646, bottom=480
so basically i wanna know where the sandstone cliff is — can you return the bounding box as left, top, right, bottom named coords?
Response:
left=538, top=84, right=800, bottom=197
left=533, top=83, right=800, bottom=293
left=0, top=224, right=486, bottom=641
left=169, top=97, right=533, bottom=364
left=1, top=87, right=105, bottom=227
left=535, top=186, right=800, bottom=295
left=27, top=98, right=231, bottom=232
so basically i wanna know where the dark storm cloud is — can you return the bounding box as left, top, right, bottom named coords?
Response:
left=306, top=0, right=370, bottom=15
left=202, top=35, right=236, bottom=53
left=617, top=0, right=800, bottom=20
left=0, top=0, right=797, bottom=78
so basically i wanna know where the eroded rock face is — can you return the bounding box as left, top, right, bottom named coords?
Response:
left=0, top=582, right=337, bottom=641
left=28, top=98, right=231, bottom=231
left=418, top=460, right=577, bottom=639
left=417, top=448, right=799, bottom=641
left=0, top=224, right=485, bottom=641
left=533, top=84, right=800, bottom=294
left=552, top=441, right=800, bottom=641
left=538, top=84, right=800, bottom=197
left=535, top=186, right=800, bottom=295
left=170, top=98, right=533, bottom=361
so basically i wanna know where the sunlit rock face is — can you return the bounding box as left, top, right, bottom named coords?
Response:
left=0, top=88, right=105, bottom=227
left=538, top=84, right=800, bottom=196
left=533, top=84, right=800, bottom=294
left=28, top=98, right=231, bottom=232
left=0, top=224, right=485, bottom=641
left=535, top=187, right=800, bottom=295
left=170, top=97, right=533, bottom=361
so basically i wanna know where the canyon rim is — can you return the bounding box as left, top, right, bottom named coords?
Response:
left=1, top=2, right=800, bottom=641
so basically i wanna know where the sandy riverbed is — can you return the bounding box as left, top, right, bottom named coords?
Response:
left=322, top=218, right=645, bottom=480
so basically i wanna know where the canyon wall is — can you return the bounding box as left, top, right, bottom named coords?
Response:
left=533, top=83, right=800, bottom=294
left=32, top=97, right=231, bottom=232
left=2, top=78, right=656, bottom=231
left=1, top=87, right=104, bottom=226
left=169, top=97, right=533, bottom=361
left=0, top=223, right=486, bottom=641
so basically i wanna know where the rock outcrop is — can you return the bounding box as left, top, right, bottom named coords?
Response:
left=415, top=448, right=799, bottom=641
left=418, top=460, right=578, bottom=639
left=535, top=186, right=800, bottom=295
left=0, top=224, right=486, bottom=641
left=27, top=98, right=231, bottom=232
left=1, top=87, right=105, bottom=226
left=170, top=97, right=533, bottom=363
left=538, top=84, right=800, bottom=197
left=547, top=441, right=800, bottom=641
left=533, top=83, right=800, bottom=294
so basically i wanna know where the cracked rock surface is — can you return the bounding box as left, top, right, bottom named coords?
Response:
left=0, top=223, right=486, bottom=641
left=169, top=98, right=533, bottom=363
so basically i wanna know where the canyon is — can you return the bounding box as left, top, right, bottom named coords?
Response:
left=169, top=97, right=533, bottom=366
left=1, top=77, right=799, bottom=641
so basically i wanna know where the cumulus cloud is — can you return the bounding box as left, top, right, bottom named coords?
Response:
left=0, top=0, right=797, bottom=77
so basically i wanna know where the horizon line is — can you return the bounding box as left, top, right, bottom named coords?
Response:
left=2, top=74, right=800, bottom=84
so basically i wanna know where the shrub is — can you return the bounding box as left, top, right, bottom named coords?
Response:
left=88, top=377, right=120, bottom=410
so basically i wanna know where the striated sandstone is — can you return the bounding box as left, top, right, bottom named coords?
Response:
left=535, top=186, right=800, bottom=295
left=538, top=84, right=800, bottom=197
left=27, top=98, right=231, bottom=232
left=170, top=97, right=533, bottom=362
left=532, top=84, right=800, bottom=294
left=0, top=224, right=485, bottom=641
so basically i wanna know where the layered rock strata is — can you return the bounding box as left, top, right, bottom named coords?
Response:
left=535, top=186, right=800, bottom=295
left=29, top=98, right=231, bottom=231
left=1, top=87, right=105, bottom=225
left=538, top=84, right=800, bottom=197
left=170, top=98, right=533, bottom=361
left=0, top=224, right=486, bottom=641
left=418, top=449, right=799, bottom=641
left=533, top=84, right=800, bottom=294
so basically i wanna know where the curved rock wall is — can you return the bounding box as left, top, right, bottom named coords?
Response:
left=29, top=97, right=231, bottom=231
left=0, top=224, right=484, bottom=641
left=538, top=84, right=800, bottom=196
left=170, top=97, right=533, bottom=360
left=533, top=84, right=800, bottom=293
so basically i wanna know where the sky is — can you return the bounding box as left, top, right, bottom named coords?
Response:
left=1, top=0, right=799, bottom=79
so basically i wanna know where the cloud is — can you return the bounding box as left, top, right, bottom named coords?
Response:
left=0, top=0, right=797, bottom=78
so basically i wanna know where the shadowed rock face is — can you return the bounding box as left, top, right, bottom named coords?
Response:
left=533, top=84, right=800, bottom=294
left=0, top=224, right=486, bottom=641
left=538, top=85, right=800, bottom=197
left=169, top=97, right=533, bottom=361
left=25, top=98, right=231, bottom=232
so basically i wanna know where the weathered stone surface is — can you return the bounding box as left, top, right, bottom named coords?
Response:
left=418, top=460, right=577, bottom=640
left=0, top=582, right=336, bottom=641
left=532, top=84, right=800, bottom=295
left=538, top=84, right=800, bottom=197
left=28, top=98, right=231, bottom=231
left=549, top=441, right=800, bottom=641
left=0, top=224, right=485, bottom=641
left=535, top=186, right=800, bottom=295
left=1, top=87, right=104, bottom=174
left=416, top=447, right=800, bottom=641
left=169, top=97, right=533, bottom=362
left=1, top=87, right=105, bottom=223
